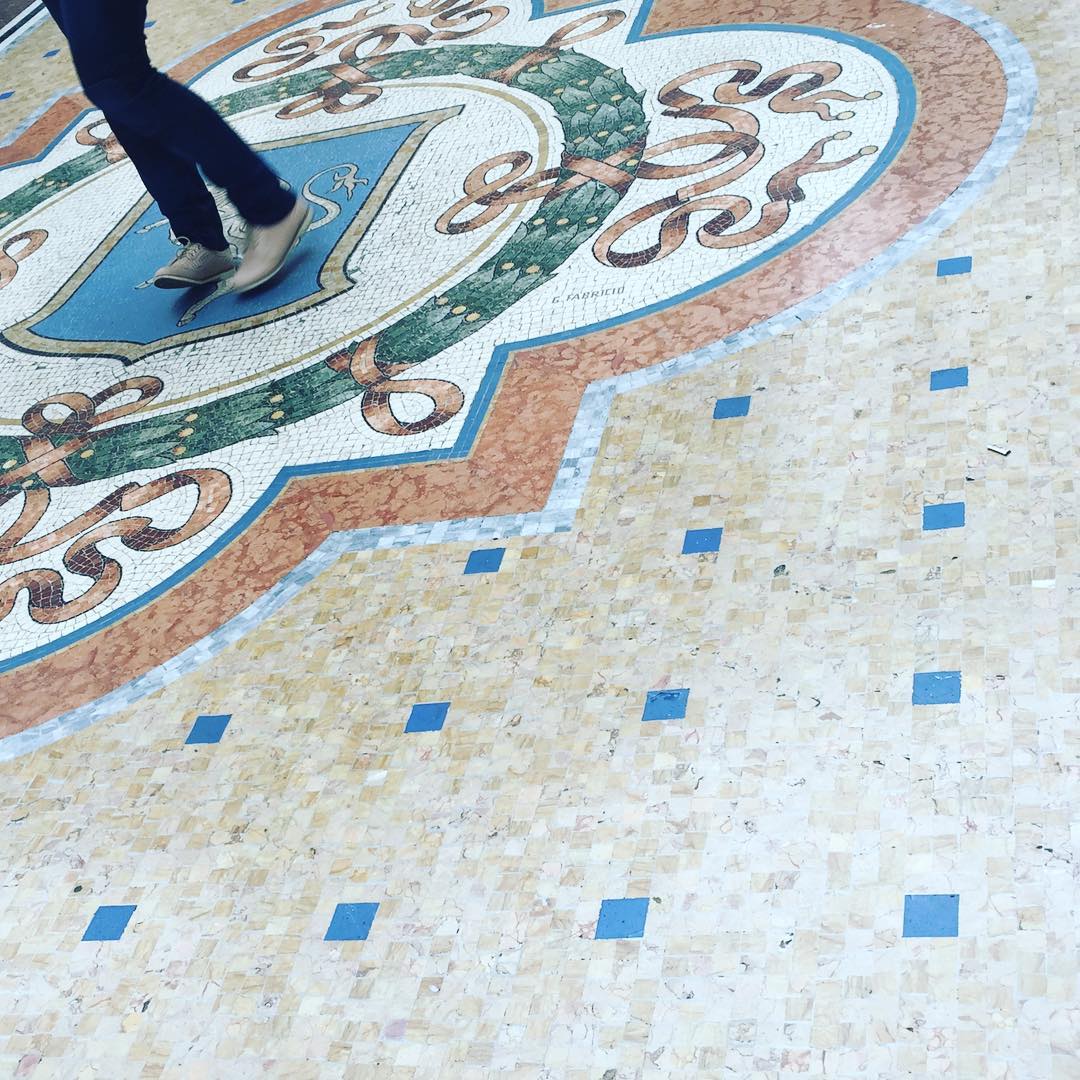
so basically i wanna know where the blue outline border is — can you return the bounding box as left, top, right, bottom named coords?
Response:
left=0, top=0, right=916, bottom=676
left=0, top=0, right=1036, bottom=760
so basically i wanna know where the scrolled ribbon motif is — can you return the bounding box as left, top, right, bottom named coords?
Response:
left=0, top=3, right=882, bottom=626
left=0, top=376, right=233, bottom=625
left=0, top=7, right=647, bottom=504
left=0, top=231, right=47, bottom=291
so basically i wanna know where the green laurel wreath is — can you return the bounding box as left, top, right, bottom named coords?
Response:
left=0, top=42, right=647, bottom=492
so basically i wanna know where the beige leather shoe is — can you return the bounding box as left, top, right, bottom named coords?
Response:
left=153, top=241, right=235, bottom=289
left=232, top=199, right=313, bottom=294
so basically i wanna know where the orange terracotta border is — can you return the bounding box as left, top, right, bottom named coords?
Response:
left=0, top=0, right=1008, bottom=735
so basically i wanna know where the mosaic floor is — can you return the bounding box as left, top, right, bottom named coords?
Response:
left=0, top=0, right=1075, bottom=1074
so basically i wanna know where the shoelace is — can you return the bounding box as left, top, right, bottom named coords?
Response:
left=172, top=240, right=206, bottom=267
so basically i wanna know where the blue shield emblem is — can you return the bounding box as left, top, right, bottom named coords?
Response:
left=4, top=108, right=457, bottom=363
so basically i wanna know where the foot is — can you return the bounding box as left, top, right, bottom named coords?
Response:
left=232, top=199, right=313, bottom=294
left=153, top=241, right=235, bottom=289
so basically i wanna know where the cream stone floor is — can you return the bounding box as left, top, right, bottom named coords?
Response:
left=1, top=0, right=1078, bottom=1077
left=0, top=0, right=305, bottom=142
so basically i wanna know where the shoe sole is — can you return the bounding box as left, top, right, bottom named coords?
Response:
left=233, top=206, right=313, bottom=295
left=153, top=267, right=234, bottom=290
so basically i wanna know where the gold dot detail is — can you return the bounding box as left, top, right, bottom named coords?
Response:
left=500, top=261, right=514, bottom=270
left=532, top=217, right=545, bottom=226
left=21, top=479, right=33, bottom=489
left=553, top=87, right=564, bottom=95
left=464, top=313, right=480, bottom=323
left=525, top=264, right=540, bottom=274
left=577, top=79, right=588, bottom=86
left=80, top=449, right=94, bottom=460
left=270, top=410, right=285, bottom=421
left=556, top=218, right=569, bottom=226
left=595, top=130, right=610, bottom=138
left=611, top=94, right=623, bottom=102
left=451, top=304, right=467, bottom=315
left=435, top=296, right=449, bottom=305
left=586, top=103, right=598, bottom=111
left=585, top=216, right=598, bottom=224
left=2, top=459, right=16, bottom=469
left=184, top=412, right=198, bottom=422
left=626, top=158, right=639, bottom=167
left=269, top=393, right=284, bottom=403
left=172, top=446, right=186, bottom=457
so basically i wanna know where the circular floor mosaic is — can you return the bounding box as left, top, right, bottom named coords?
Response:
left=0, top=0, right=1020, bottom=737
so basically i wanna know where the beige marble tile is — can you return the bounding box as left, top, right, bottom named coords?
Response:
left=0, top=0, right=1076, bottom=1076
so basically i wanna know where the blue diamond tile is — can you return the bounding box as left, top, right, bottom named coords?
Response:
left=0, top=91, right=13, bottom=101
left=713, top=395, right=751, bottom=420
left=325, top=902, right=379, bottom=941
left=596, top=897, right=649, bottom=939
left=185, top=713, right=231, bottom=744
left=144, top=19, right=157, bottom=28
left=930, top=366, right=969, bottom=391
left=405, top=701, right=450, bottom=733
left=82, top=904, right=136, bottom=942
left=936, top=256, right=972, bottom=277
left=642, top=688, right=689, bottom=722
left=682, top=527, right=723, bottom=554
left=912, top=670, right=961, bottom=705
left=464, top=547, right=505, bottom=574
left=43, top=49, right=60, bottom=58
left=923, top=502, right=965, bottom=531
left=903, top=894, right=959, bottom=938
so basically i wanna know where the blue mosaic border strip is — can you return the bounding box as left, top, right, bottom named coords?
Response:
left=0, top=6, right=919, bottom=677
left=0, top=0, right=1036, bottom=762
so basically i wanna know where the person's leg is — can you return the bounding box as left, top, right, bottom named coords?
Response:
left=109, top=120, right=230, bottom=251
left=44, top=0, right=227, bottom=250
left=41, top=0, right=63, bottom=31
left=55, top=0, right=294, bottom=228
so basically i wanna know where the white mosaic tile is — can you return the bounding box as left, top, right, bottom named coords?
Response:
left=0, top=0, right=909, bottom=669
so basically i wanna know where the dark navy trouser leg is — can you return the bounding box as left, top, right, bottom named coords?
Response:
left=43, top=0, right=293, bottom=248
